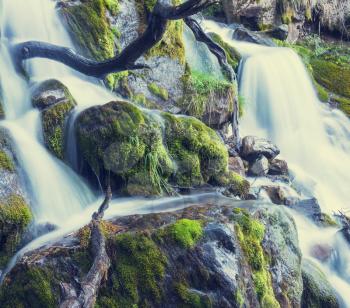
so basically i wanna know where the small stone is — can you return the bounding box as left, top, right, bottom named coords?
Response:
left=268, top=158, right=289, bottom=176
left=249, top=155, right=269, bottom=176
left=228, top=156, right=245, bottom=176
left=241, top=136, right=280, bottom=161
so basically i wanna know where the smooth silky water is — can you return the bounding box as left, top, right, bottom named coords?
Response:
left=203, top=20, right=350, bottom=306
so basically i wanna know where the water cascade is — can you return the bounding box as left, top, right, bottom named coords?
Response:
left=203, top=20, right=350, bottom=306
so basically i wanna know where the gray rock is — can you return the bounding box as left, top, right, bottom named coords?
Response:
left=301, top=259, right=340, bottom=308
left=241, top=135, right=280, bottom=161
left=268, top=24, right=289, bottom=40
left=249, top=155, right=269, bottom=176
left=268, top=158, right=289, bottom=176
left=233, top=27, right=276, bottom=46
left=262, top=185, right=300, bottom=205
left=31, top=79, right=74, bottom=110
left=228, top=156, right=245, bottom=176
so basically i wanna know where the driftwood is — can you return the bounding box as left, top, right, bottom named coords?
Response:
left=12, top=0, right=220, bottom=78
left=60, top=186, right=112, bottom=308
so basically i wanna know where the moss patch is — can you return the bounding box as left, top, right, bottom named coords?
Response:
left=148, top=82, right=169, bottom=101
left=0, top=150, right=14, bottom=172
left=165, top=219, right=203, bottom=248
left=232, top=208, right=279, bottom=307
left=214, top=170, right=250, bottom=198
left=175, top=282, right=212, bottom=308
left=96, top=232, right=167, bottom=307
left=0, top=267, right=57, bottom=307
left=178, top=67, right=235, bottom=121
left=42, top=100, right=76, bottom=159
left=0, top=195, right=32, bottom=268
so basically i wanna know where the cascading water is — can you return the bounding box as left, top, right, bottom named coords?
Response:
left=203, top=20, right=350, bottom=306
left=0, top=0, right=116, bottom=226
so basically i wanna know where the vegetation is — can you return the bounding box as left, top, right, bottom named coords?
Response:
left=148, top=82, right=169, bottom=101
left=96, top=232, right=167, bottom=307
left=232, top=208, right=279, bottom=308
left=175, top=282, right=212, bottom=308
left=0, top=195, right=32, bottom=267
left=0, top=150, right=14, bottom=172
left=179, top=67, right=235, bottom=119
left=166, top=219, right=203, bottom=248
left=0, top=267, right=58, bottom=308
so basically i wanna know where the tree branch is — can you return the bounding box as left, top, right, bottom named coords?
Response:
left=60, top=186, right=112, bottom=308
left=12, top=0, right=219, bottom=78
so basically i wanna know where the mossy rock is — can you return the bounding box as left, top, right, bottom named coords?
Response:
left=96, top=232, right=167, bottom=307
left=31, top=79, right=74, bottom=110
left=301, top=259, right=340, bottom=308
left=0, top=266, right=58, bottom=307
left=41, top=99, right=76, bottom=160
left=0, top=194, right=32, bottom=268
left=76, top=100, right=237, bottom=196
left=311, top=59, right=350, bottom=99
left=332, top=95, right=350, bottom=117
left=178, top=68, right=236, bottom=128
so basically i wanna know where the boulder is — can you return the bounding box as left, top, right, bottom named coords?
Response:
left=233, top=27, right=276, bottom=47
left=0, top=128, right=32, bottom=269
left=268, top=158, right=289, bottom=176
left=310, top=244, right=334, bottom=263
left=228, top=156, right=245, bottom=176
left=75, top=100, right=245, bottom=197
left=241, top=135, right=280, bottom=161
left=31, top=79, right=76, bottom=160
left=301, top=259, right=340, bottom=308
left=31, top=79, right=74, bottom=110
left=262, top=185, right=299, bottom=205
left=268, top=24, right=289, bottom=40
left=249, top=155, right=269, bottom=176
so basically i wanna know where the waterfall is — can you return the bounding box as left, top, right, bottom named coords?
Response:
left=203, top=20, right=350, bottom=306
left=0, top=0, right=115, bottom=226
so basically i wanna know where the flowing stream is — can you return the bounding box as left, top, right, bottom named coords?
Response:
left=203, top=20, right=350, bottom=306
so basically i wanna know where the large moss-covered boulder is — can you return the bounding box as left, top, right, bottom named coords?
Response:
left=0, top=128, right=32, bottom=269
left=31, top=79, right=76, bottom=160
left=75, top=100, right=247, bottom=196
left=301, top=259, right=340, bottom=308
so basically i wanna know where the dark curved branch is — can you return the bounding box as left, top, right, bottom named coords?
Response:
left=184, top=17, right=236, bottom=82
left=12, top=0, right=219, bottom=78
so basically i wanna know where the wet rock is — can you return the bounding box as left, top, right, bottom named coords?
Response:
left=228, top=156, right=245, bottom=176
left=291, top=198, right=322, bottom=221
left=31, top=79, right=76, bottom=160
left=31, top=79, right=74, bottom=110
left=301, top=259, right=340, bottom=308
left=262, top=185, right=300, bottom=205
left=76, top=101, right=238, bottom=196
left=310, top=244, right=334, bottom=263
left=249, top=155, right=269, bottom=176
left=241, top=135, right=280, bottom=161
left=0, top=128, right=32, bottom=269
left=268, top=24, right=289, bottom=40
left=233, top=27, right=276, bottom=46
left=268, top=158, right=289, bottom=176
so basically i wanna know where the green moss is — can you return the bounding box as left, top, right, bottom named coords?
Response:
left=0, top=267, right=57, bottom=307
left=0, top=150, right=14, bottom=172
left=163, top=112, right=228, bottom=187
left=314, top=81, right=329, bottom=103
left=0, top=102, right=4, bottom=119
left=42, top=100, right=75, bottom=159
left=103, top=0, right=120, bottom=15
left=333, top=95, right=350, bottom=116
left=175, top=282, right=212, bottom=308
left=96, top=232, right=167, bottom=307
left=232, top=209, right=279, bottom=307
left=0, top=195, right=32, bottom=267
left=179, top=68, right=235, bottom=120
left=214, top=170, right=250, bottom=198
left=78, top=100, right=229, bottom=195
left=235, top=289, right=244, bottom=308
left=311, top=59, right=350, bottom=98
left=165, top=219, right=203, bottom=248
left=210, top=33, right=241, bottom=72
left=148, top=82, right=169, bottom=100
left=132, top=93, right=160, bottom=109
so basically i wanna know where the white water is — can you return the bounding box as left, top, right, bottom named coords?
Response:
left=0, top=0, right=116, bottom=226
left=203, top=20, right=350, bottom=306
